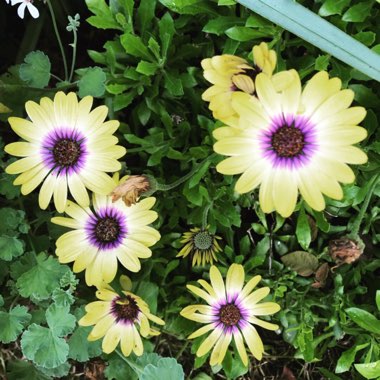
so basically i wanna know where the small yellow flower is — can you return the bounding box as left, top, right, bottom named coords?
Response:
left=51, top=174, right=160, bottom=286
left=177, top=226, right=222, bottom=266
left=79, top=277, right=165, bottom=357
left=201, top=42, right=278, bottom=122
left=5, top=92, right=126, bottom=213
left=214, top=70, right=368, bottom=217
left=180, top=264, right=280, bottom=366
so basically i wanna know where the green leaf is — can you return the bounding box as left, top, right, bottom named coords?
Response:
left=315, top=55, right=330, bottom=70
left=46, top=304, right=76, bottom=336
left=349, top=84, right=380, bottom=108
left=21, top=324, right=69, bottom=368
left=105, top=355, right=138, bottom=380
left=137, top=0, right=156, bottom=36
left=6, top=360, right=50, bottom=380
left=296, top=206, right=311, bottom=250
left=68, top=325, right=102, bottom=362
left=376, top=290, right=380, bottom=311
left=136, top=281, right=159, bottom=313
left=120, top=33, right=154, bottom=61
left=16, top=252, right=69, bottom=301
left=354, top=361, right=380, bottom=379
left=159, top=12, right=175, bottom=58
left=139, top=357, right=185, bottom=380
left=85, top=0, right=122, bottom=30
left=19, top=51, right=51, bottom=88
left=281, top=251, right=318, bottom=276
left=318, top=0, right=350, bottom=16
left=345, top=308, right=380, bottom=334
left=354, top=32, right=376, bottom=47
left=114, top=91, right=136, bottom=111
left=78, top=67, right=106, bottom=98
left=0, top=236, right=24, bottom=261
left=225, top=26, right=274, bottom=41
left=164, top=71, right=184, bottom=96
left=342, top=2, right=372, bottom=23
left=136, top=61, right=158, bottom=76
left=0, top=306, right=31, bottom=343
left=236, top=0, right=380, bottom=81
left=188, top=161, right=211, bottom=188
left=203, top=16, right=244, bottom=36
left=335, top=343, right=370, bottom=373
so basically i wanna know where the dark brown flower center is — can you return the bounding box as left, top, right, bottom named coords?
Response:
left=194, top=231, right=213, bottom=250
left=219, top=304, right=241, bottom=326
left=272, top=126, right=305, bottom=157
left=112, top=296, right=139, bottom=322
left=53, top=139, right=81, bottom=167
left=95, top=217, right=120, bottom=243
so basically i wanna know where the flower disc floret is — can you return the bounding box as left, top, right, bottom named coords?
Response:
left=180, top=264, right=280, bottom=366
left=214, top=70, right=368, bottom=217
left=51, top=174, right=160, bottom=286
left=5, top=92, right=126, bottom=213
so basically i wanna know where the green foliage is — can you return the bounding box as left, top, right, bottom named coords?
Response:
left=137, top=353, right=185, bottom=380
left=19, top=51, right=51, bottom=88
left=77, top=66, right=107, bottom=97
left=0, top=306, right=31, bottom=343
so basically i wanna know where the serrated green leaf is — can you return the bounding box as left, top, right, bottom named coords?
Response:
left=85, top=0, right=122, bottom=30
left=139, top=357, right=184, bottom=380
left=0, top=306, right=31, bottom=343
left=78, top=67, right=106, bottom=98
left=0, top=236, right=24, bottom=261
left=136, top=61, right=158, bottom=76
left=19, top=51, right=51, bottom=88
left=225, top=26, right=274, bottom=41
left=281, top=251, right=318, bottom=276
left=342, top=2, right=372, bottom=22
left=137, top=0, right=156, bottom=36
left=16, top=252, right=69, bottom=301
left=188, top=161, right=211, bottom=188
left=345, top=308, right=380, bottom=334
left=6, top=360, right=50, bottom=380
left=335, top=343, right=369, bottom=373
left=46, top=304, right=76, bottom=337
left=354, top=361, right=380, bottom=379
left=68, top=325, right=102, bottom=362
left=37, top=362, right=70, bottom=378
left=21, top=324, right=69, bottom=368
left=159, top=12, right=175, bottom=58
left=236, top=0, right=380, bottom=81
left=318, top=0, right=350, bottom=16
left=164, top=71, right=184, bottom=96
left=296, top=206, right=311, bottom=250
left=105, top=355, right=138, bottom=380
left=121, top=33, right=154, bottom=61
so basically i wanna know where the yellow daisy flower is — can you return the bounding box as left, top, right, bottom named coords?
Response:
left=51, top=175, right=160, bottom=286
left=180, top=264, right=280, bottom=366
left=79, top=277, right=165, bottom=356
left=214, top=70, right=368, bottom=218
left=4, top=92, right=126, bottom=213
left=201, top=42, right=277, bottom=121
left=176, top=226, right=222, bottom=266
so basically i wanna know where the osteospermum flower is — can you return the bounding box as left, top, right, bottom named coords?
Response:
left=5, top=92, right=126, bottom=213
left=176, top=226, right=222, bottom=266
left=79, top=277, right=165, bottom=356
left=214, top=70, right=368, bottom=217
left=180, top=264, right=280, bottom=366
left=51, top=174, right=160, bottom=286
left=11, top=0, right=39, bottom=18
left=201, top=42, right=288, bottom=122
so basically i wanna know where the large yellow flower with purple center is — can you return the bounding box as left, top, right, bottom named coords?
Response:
left=213, top=70, right=368, bottom=217
left=5, top=92, right=126, bottom=213
left=51, top=175, right=160, bottom=286
left=180, top=264, right=280, bottom=366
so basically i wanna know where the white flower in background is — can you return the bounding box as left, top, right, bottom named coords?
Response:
left=11, top=0, right=39, bottom=19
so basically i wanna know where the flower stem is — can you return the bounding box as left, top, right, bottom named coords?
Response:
left=68, top=27, right=78, bottom=82
left=202, top=202, right=213, bottom=229
left=115, top=349, right=144, bottom=375
left=46, top=0, right=69, bottom=81
left=349, top=172, right=380, bottom=239
left=155, top=153, right=217, bottom=192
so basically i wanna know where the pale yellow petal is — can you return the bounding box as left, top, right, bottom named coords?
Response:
left=196, top=328, right=223, bottom=357
left=272, top=170, right=298, bottom=218
left=68, top=174, right=90, bottom=208
left=53, top=175, right=68, bottom=213
left=242, top=324, right=264, bottom=360
left=102, top=323, right=122, bottom=354
left=39, top=174, right=58, bottom=209
left=210, top=332, right=232, bottom=366
left=233, top=329, right=248, bottom=366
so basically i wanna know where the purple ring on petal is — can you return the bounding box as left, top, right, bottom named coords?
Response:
left=40, top=127, right=88, bottom=176
left=85, top=206, right=128, bottom=250
left=259, top=113, right=318, bottom=169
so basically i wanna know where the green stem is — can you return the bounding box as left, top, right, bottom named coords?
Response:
left=69, top=28, right=78, bottom=83
left=175, top=341, right=189, bottom=360
left=115, top=349, right=144, bottom=374
left=155, top=153, right=217, bottom=192
left=350, top=173, right=380, bottom=238
left=202, top=202, right=213, bottom=229
left=46, top=0, right=69, bottom=81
